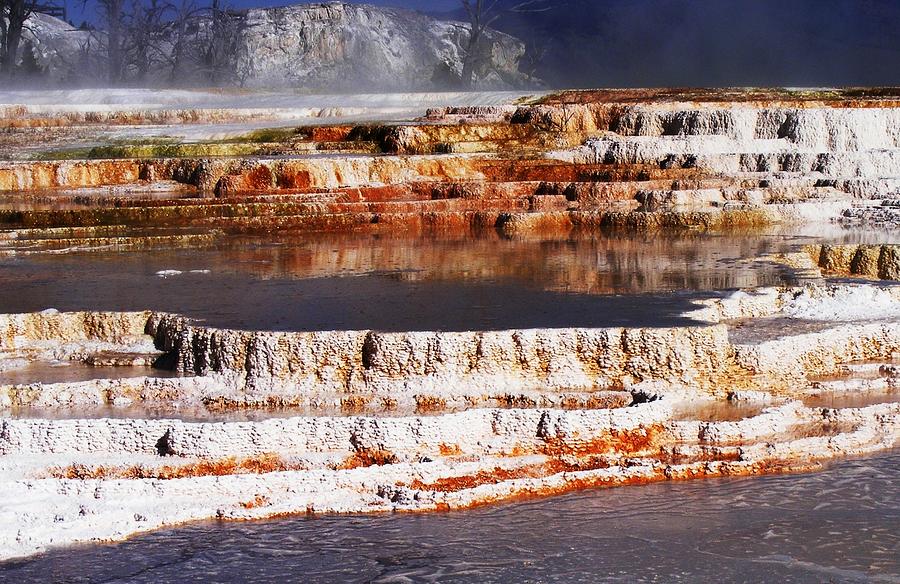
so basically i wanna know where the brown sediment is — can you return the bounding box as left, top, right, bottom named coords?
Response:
left=655, top=446, right=744, bottom=466
left=415, top=395, right=448, bottom=414
left=438, top=443, right=463, bottom=456
left=540, top=424, right=666, bottom=458
left=340, top=449, right=398, bottom=469
left=790, top=419, right=860, bottom=439
left=340, top=395, right=371, bottom=414
left=558, top=392, right=633, bottom=410
left=442, top=458, right=823, bottom=512
left=239, top=495, right=271, bottom=509
left=307, top=126, right=355, bottom=143
left=806, top=244, right=900, bottom=281
left=409, top=465, right=549, bottom=493
left=48, top=453, right=297, bottom=480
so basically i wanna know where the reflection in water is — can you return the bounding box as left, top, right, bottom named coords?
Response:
left=803, top=391, right=900, bottom=410
left=0, top=362, right=177, bottom=386
left=217, top=232, right=793, bottom=292
left=3, top=452, right=897, bottom=583
left=671, top=400, right=767, bottom=422
left=0, top=232, right=809, bottom=331
left=0, top=191, right=198, bottom=211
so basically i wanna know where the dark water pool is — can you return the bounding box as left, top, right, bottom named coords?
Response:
left=0, top=362, right=178, bottom=386
left=0, top=232, right=806, bottom=331
left=803, top=391, right=900, bottom=410
left=3, top=451, right=897, bottom=583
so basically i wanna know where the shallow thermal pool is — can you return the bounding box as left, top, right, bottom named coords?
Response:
left=0, top=362, right=178, bottom=386
left=2, top=451, right=896, bottom=583
left=0, top=230, right=846, bottom=332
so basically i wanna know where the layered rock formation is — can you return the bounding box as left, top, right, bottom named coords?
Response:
left=0, top=88, right=899, bottom=562
left=0, top=284, right=898, bottom=560
left=4, top=89, right=900, bottom=238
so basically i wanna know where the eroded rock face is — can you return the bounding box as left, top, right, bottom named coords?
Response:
left=806, top=243, right=900, bottom=280
left=16, top=4, right=527, bottom=90
left=146, top=313, right=731, bottom=397
left=232, top=4, right=525, bottom=90
left=16, top=13, right=103, bottom=84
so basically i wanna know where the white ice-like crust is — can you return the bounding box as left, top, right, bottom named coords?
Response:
left=685, top=288, right=787, bottom=323
left=0, top=89, right=537, bottom=116
left=783, top=285, right=900, bottom=321
left=687, top=284, right=900, bottom=324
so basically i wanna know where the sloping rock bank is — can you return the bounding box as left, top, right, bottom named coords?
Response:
left=805, top=243, right=900, bottom=279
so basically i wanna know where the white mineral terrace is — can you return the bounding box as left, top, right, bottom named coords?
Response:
left=0, top=89, right=542, bottom=145
left=1, top=90, right=899, bottom=563
left=0, top=283, right=898, bottom=560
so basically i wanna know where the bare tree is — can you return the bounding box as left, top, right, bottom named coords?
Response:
left=162, top=0, right=203, bottom=83
left=0, top=0, right=39, bottom=77
left=0, top=2, right=8, bottom=72
left=82, top=0, right=244, bottom=86
left=92, top=0, right=128, bottom=83
left=459, top=0, right=550, bottom=89
left=55, top=29, right=105, bottom=85
left=197, top=0, right=242, bottom=85
left=124, top=0, right=170, bottom=83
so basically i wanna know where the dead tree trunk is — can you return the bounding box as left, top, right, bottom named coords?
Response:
left=96, top=0, right=127, bottom=84
left=0, top=2, right=9, bottom=74
left=1, top=0, right=36, bottom=78
left=459, top=0, right=550, bottom=90
left=165, top=0, right=202, bottom=84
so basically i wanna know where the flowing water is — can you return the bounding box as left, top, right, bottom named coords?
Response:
left=2, top=451, right=897, bottom=583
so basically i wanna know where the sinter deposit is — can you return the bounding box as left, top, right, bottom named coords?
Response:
left=0, top=88, right=898, bottom=562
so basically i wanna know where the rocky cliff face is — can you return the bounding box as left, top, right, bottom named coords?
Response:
left=230, top=4, right=525, bottom=90
left=15, top=3, right=527, bottom=90
left=17, top=13, right=102, bottom=84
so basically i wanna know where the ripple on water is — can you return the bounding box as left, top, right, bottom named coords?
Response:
left=1, top=451, right=897, bottom=583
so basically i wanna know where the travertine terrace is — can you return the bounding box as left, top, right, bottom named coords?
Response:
left=0, top=88, right=899, bottom=560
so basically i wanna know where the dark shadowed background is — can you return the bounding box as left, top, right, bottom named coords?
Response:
left=61, top=0, right=900, bottom=87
